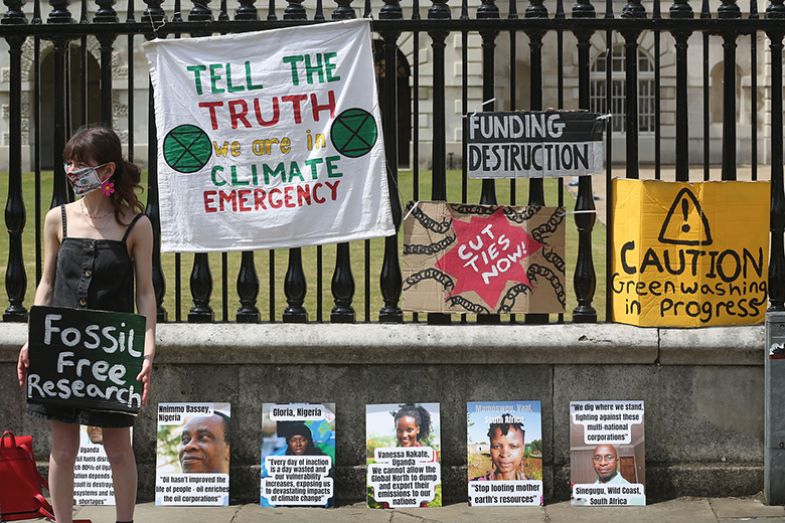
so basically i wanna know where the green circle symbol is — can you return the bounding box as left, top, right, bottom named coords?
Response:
left=330, top=108, right=378, bottom=158
left=163, top=124, right=212, bottom=173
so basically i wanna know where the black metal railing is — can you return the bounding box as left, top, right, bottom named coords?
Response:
left=1, top=0, right=784, bottom=324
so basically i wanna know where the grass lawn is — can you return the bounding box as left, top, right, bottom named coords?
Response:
left=0, top=169, right=607, bottom=322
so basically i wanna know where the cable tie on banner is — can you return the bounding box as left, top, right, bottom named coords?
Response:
left=591, top=113, right=613, bottom=135
left=148, top=13, right=168, bottom=38
left=402, top=201, right=420, bottom=222
left=467, top=98, right=497, bottom=119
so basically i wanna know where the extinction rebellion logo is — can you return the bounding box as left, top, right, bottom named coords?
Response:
left=163, top=124, right=213, bottom=174
left=330, top=108, right=378, bottom=159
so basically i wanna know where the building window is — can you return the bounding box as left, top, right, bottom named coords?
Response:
left=590, top=46, right=655, bottom=134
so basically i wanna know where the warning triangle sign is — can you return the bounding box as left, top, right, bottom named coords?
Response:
left=658, top=188, right=713, bottom=246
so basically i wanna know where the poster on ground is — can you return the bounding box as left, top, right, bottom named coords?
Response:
left=144, top=19, right=393, bottom=252
left=26, top=306, right=145, bottom=414
left=401, top=201, right=566, bottom=314
left=611, top=179, right=769, bottom=327
left=570, top=400, right=645, bottom=507
left=260, top=403, right=335, bottom=507
left=74, top=426, right=133, bottom=506
left=467, top=111, right=605, bottom=178
left=366, top=403, right=442, bottom=508
left=467, top=401, right=543, bottom=507
left=155, top=402, right=231, bottom=506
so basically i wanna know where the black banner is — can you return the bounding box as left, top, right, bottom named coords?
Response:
left=467, top=111, right=605, bottom=179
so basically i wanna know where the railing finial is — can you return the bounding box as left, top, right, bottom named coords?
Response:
left=94, top=0, right=119, bottom=22
left=717, top=0, right=741, bottom=17
left=766, top=0, right=785, bottom=16
left=1, top=0, right=27, bottom=23
left=333, top=0, right=357, bottom=19
left=188, top=0, right=213, bottom=21
left=428, top=0, right=451, bottom=19
left=47, top=0, right=74, bottom=22
left=142, top=0, right=166, bottom=26
left=525, top=0, right=548, bottom=18
left=235, top=0, right=259, bottom=20
left=621, top=0, right=646, bottom=17
left=572, top=0, right=596, bottom=18
left=477, top=0, right=499, bottom=18
left=669, top=0, right=694, bottom=17
left=283, top=0, right=306, bottom=19
left=380, top=0, right=402, bottom=19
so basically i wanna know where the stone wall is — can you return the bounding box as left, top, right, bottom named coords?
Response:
left=0, top=323, right=765, bottom=503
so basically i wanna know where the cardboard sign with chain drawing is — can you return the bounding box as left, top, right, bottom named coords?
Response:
left=401, top=201, right=566, bottom=314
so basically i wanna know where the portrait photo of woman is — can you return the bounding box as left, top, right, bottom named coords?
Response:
left=284, top=423, right=327, bottom=456
left=467, top=401, right=543, bottom=507
left=468, top=402, right=542, bottom=483
left=472, top=414, right=527, bottom=481
left=366, top=402, right=442, bottom=509
left=259, top=403, right=336, bottom=508
left=394, top=404, right=432, bottom=448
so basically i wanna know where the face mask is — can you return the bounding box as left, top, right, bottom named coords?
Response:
left=65, top=163, right=109, bottom=196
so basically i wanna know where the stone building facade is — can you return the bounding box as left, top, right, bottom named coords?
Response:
left=0, top=0, right=779, bottom=170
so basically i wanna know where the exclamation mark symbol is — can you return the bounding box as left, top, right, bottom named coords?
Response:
left=681, top=198, right=690, bottom=233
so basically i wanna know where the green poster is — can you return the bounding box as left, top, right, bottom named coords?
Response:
left=27, top=306, right=146, bottom=414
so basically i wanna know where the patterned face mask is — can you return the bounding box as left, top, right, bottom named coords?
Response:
left=65, top=163, right=109, bottom=196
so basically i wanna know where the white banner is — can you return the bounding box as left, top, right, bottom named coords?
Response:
left=145, top=20, right=394, bottom=252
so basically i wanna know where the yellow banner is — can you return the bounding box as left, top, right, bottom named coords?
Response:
left=610, top=179, right=769, bottom=327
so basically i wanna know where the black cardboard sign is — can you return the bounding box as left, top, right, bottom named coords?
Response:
left=467, top=111, right=605, bottom=178
left=27, top=306, right=145, bottom=414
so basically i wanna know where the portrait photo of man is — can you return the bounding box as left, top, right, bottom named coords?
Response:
left=178, top=411, right=231, bottom=474
left=592, top=444, right=629, bottom=484
left=569, top=401, right=646, bottom=506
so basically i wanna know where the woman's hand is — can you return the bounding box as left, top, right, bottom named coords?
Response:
left=136, top=356, right=153, bottom=407
left=17, top=342, right=29, bottom=387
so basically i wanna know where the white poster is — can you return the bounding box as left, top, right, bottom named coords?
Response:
left=155, top=403, right=231, bottom=506
left=466, top=401, right=543, bottom=506
left=570, top=400, right=646, bottom=507
left=366, top=403, right=442, bottom=509
left=144, top=19, right=394, bottom=252
left=74, top=425, right=130, bottom=506
left=259, top=403, right=336, bottom=507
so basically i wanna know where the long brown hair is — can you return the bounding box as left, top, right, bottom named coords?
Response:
left=63, top=125, right=144, bottom=224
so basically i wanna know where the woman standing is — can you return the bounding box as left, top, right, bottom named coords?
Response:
left=17, top=126, right=156, bottom=523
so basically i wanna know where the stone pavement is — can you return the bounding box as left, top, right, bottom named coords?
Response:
left=73, top=497, right=785, bottom=522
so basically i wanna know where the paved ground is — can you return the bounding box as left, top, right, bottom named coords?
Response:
left=72, top=496, right=785, bottom=522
